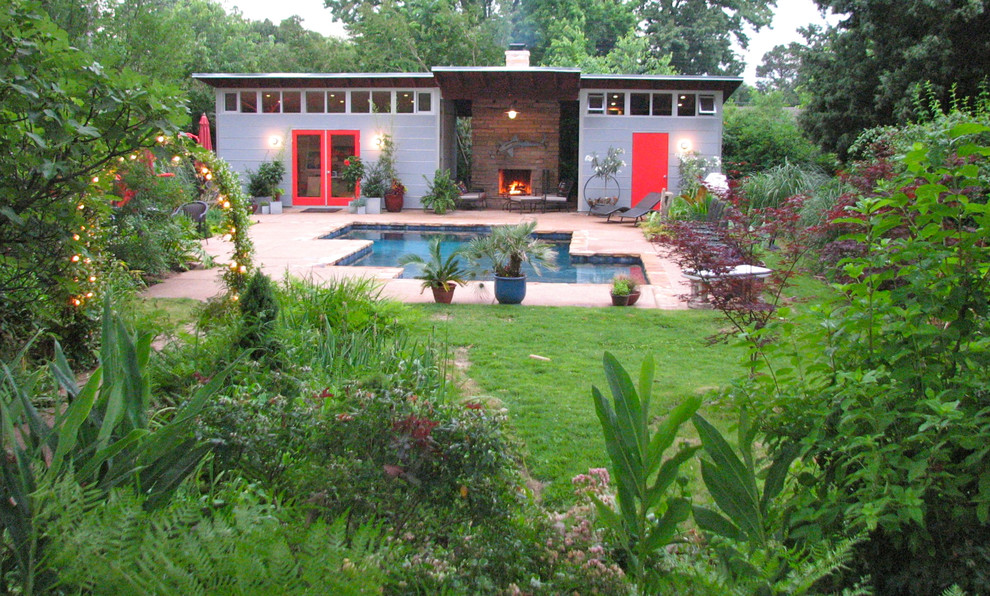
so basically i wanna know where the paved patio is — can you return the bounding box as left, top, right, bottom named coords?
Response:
left=142, top=207, right=692, bottom=308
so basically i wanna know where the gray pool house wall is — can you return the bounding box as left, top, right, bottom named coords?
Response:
left=193, top=66, right=740, bottom=211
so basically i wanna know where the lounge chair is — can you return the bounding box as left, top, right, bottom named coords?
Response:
left=607, top=192, right=667, bottom=223
left=588, top=202, right=627, bottom=217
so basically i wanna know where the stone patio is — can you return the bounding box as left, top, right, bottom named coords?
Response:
left=142, top=207, right=692, bottom=309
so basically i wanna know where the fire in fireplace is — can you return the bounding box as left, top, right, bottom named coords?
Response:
left=498, top=169, right=532, bottom=196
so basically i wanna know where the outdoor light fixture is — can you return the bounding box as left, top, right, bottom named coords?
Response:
left=506, top=101, right=519, bottom=119
left=373, top=135, right=385, bottom=148
left=269, top=135, right=281, bottom=148
left=678, top=139, right=693, bottom=153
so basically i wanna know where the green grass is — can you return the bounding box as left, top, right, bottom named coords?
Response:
left=409, top=305, right=743, bottom=505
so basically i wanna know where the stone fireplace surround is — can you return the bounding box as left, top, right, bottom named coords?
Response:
left=470, top=99, right=560, bottom=197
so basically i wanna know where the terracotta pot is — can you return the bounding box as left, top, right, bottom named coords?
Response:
left=431, top=286, right=455, bottom=304
left=610, top=292, right=630, bottom=306
left=384, top=190, right=404, bottom=212
left=627, top=290, right=641, bottom=306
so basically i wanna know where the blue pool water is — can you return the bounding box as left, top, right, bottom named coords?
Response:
left=323, top=225, right=646, bottom=284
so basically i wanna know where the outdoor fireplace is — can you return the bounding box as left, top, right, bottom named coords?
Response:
left=499, top=169, right=532, bottom=195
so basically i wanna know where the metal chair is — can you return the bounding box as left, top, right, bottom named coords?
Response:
left=172, top=201, right=209, bottom=238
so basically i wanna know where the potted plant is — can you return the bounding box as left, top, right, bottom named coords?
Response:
left=247, top=160, right=285, bottom=210
left=270, top=187, right=284, bottom=214
left=466, top=221, right=557, bottom=305
left=384, top=178, right=406, bottom=213
left=583, top=147, right=625, bottom=210
left=341, top=155, right=364, bottom=203
left=421, top=169, right=459, bottom=214
left=398, top=237, right=469, bottom=303
left=350, top=197, right=367, bottom=214
left=610, top=275, right=640, bottom=306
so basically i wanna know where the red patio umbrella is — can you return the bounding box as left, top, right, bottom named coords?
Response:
left=197, top=113, right=213, bottom=151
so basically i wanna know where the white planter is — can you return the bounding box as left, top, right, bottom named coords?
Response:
left=356, top=206, right=367, bottom=215
left=270, top=201, right=282, bottom=214
left=260, top=204, right=271, bottom=214
left=365, top=197, right=381, bottom=214
left=348, top=202, right=358, bottom=213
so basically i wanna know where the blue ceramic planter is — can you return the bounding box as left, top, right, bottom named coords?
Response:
left=494, top=276, right=526, bottom=304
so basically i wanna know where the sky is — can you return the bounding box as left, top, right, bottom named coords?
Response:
left=220, top=0, right=841, bottom=84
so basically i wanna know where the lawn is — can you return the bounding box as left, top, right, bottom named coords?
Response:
left=408, top=304, right=744, bottom=505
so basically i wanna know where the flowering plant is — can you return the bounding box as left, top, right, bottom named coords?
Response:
left=585, top=147, right=626, bottom=181
left=340, top=155, right=364, bottom=197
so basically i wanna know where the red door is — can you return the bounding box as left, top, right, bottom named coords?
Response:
left=631, top=133, right=669, bottom=208
left=292, top=130, right=360, bottom=206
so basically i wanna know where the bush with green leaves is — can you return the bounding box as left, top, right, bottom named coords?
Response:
left=42, top=478, right=385, bottom=594
left=421, top=168, right=460, bottom=214
left=737, top=121, right=990, bottom=594
left=722, top=93, right=832, bottom=176
left=0, top=301, right=231, bottom=593
left=246, top=159, right=285, bottom=198
left=237, top=270, right=280, bottom=359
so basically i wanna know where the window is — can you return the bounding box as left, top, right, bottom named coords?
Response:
left=418, top=92, right=432, bottom=112
left=372, top=91, right=391, bottom=113
left=587, top=93, right=604, bottom=114
left=630, top=93, right=650, bottom=116
left=224, top=92, right=237, bottom=112
left=283, top=91, right=301, bottom=113
left=351, top=91, right=370, bottom=113
left=698, top=94, right=716, bottom=115
left=239, top=91, right=257, bottom=113
left=327, top=91, right=345, bottom=113
left=606, top=93, right=625, bottom=115
left=677, top=94, right=696, bottom=116
left=261, top=91, right=280, bottom=113
left=396, top=91, right=415, bottom=113
left=652, top=93, right=672, bottom=116
left=306, top=91, right=325, bottom=113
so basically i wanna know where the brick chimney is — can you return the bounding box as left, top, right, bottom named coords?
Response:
left=505, top=43, right=530, bottom=68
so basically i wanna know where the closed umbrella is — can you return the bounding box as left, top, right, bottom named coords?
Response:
left=198, top=113, right=213, bottom=151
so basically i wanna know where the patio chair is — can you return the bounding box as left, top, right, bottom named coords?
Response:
left=456, top=182, right=487, bottom=210
left=607, top=192, right=667, bottom=223
left=589, top=202, right=627, bottom=217
left=172, top=201, right=209, bottom=237
left=543, top=176, right=573, bottom=212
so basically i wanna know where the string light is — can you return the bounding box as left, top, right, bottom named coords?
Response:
left=89, top=276, right=96, bottom=282
left=73, top=234, right=80, bottom=241
left=156, top=135, right=166, bottom=143
left=92, top=176, right=99, bottom=183
left=77, top=203, right=85, bottom=210
left=172, top=155, right=181, bottom=163
left=71, top=255, right=80, bottom=262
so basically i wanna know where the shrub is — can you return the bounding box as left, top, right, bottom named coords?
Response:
left=740, top=120, right=990, bottom=594
left=421, top=169, right=459, bottom=214
left=237, top=270, right=280, bottom=359
left=246, top=160, right=285, bottom=198
left=722, top=93, right=831, bottom=176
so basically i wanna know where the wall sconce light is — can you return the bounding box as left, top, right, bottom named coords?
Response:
left=269, top=135, right=282, bottom=148
left=373, top=135, right=385, bottom=148
left=506, top=101, right=519, bottom=119
left=678, top=139, right=693, bottom=153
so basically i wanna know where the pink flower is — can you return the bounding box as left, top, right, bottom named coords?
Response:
left=344, top=159, right=351, bottom=166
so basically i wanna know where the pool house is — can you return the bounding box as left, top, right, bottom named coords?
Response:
left=192, top=47, right=742, bottom=211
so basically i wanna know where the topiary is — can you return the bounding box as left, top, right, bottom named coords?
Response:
left=237, top=270, right=280, bottom=359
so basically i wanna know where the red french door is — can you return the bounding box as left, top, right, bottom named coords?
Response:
left=292, top=130, right=360, bottom=206
left=631, top=132, right=669, bottom=208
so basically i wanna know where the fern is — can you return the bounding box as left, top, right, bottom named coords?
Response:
left=43, top=479, right=385, bottom=594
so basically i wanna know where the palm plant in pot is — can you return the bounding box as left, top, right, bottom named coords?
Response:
left=466, top=221, right=557, bottom=305
left=399, top=237, right=469, bottom=303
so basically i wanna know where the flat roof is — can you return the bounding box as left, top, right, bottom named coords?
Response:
left=192, top=73, right=437, bottom=88
left=192, top=70, right=743, bottom=98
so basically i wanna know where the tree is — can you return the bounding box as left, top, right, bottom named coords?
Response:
left=800, top=0, right=990, bottom=158
left=755, top=41, right=803, bottom=105
left=0, top=0, right=185, bottom=357
left=636, top=0, right=776, bottom=75
left=722, top=92, right=824, bottom=173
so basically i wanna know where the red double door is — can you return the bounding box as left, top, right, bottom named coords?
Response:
left=630, top=132, right=669, bottom=208
left=292, top=130, right=360, bottom=206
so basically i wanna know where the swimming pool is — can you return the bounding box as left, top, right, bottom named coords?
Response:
left=322, top=225, right=647, bottom=284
